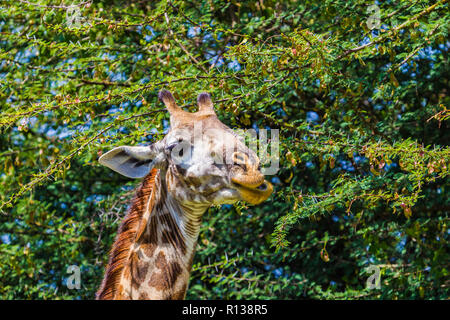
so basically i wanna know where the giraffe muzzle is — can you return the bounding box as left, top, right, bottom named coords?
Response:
left=230, top=152, right=273, bottom=204
left=231, top=178, right=273, bottom=205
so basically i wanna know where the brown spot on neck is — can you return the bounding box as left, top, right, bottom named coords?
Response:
left=130, top=251, right=148, bottom=290
left=140, top=242, right=156, bottom=257
left=155, top=251, right=168, bottom=270
left=148, top=258, right=182, bottom=292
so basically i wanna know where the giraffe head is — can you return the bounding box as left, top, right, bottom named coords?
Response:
left=99, top=90, right=273, bottom=206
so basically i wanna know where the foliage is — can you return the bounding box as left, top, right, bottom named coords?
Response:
left=0, top=0, right=448, bottom=299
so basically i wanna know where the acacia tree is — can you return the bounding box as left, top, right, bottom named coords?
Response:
left=0, top=0, right=448, bottom=299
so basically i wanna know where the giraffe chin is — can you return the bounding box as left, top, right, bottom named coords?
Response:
left=234, top=180, right=273, bottom=205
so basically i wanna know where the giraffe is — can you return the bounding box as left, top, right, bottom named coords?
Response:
left=96, top=90, right=273, bottom=299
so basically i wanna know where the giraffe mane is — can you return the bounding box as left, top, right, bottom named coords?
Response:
left=96, top=168, right=158, bottom=300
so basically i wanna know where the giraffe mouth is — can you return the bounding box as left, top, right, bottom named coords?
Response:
left=231, top=180, right=273, bottom=205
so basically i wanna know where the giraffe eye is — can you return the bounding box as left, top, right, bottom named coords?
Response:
left=166, top=140, right=191, bottom=163
left=167, top=138, right=187, bottom=151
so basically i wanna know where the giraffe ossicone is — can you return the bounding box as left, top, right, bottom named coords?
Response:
left=96, top=90, right=273, bottom=299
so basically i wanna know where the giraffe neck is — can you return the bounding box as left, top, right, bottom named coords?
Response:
left=97, top=169, right=209, bottom=300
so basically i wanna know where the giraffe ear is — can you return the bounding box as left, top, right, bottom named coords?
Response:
left=99, top=145, right=164, bottom=178
left=196, top=92, right=216, bottom=116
